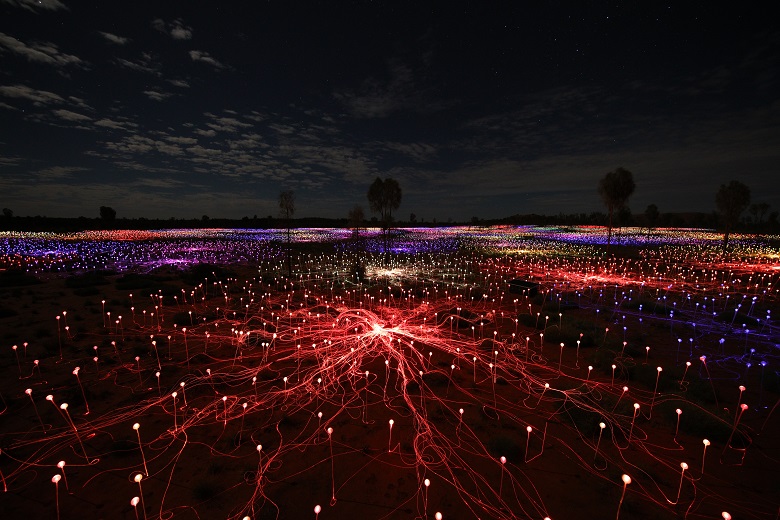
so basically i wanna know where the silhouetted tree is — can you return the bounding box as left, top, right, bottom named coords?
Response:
left=348, top=205, right=365, bottom=237
left=597, top=167, right=635, bottom=251
left=1, top=207, right=12, bottom=230
left=715, top=180, right=750, bottom=252
left=768, top=211, right=779, bottom=230
left=757, top=202, right=771, bottom=225
left=367, top=177, right=401, bottom=254
left=644, top=204, right=659, bottom=232
left=615, top=206, right=633, bottom=242
left=748, top=202, right=770, bottom=228
left=279, top=190, right=295, bottom=276
left=368, top=178, right=401, bottom=224
left=409, top=213, right=417, bottom=224
left=99, top=206, right=116, bottom=221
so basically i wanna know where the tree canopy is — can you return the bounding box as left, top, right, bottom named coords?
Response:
left=644, top=204, right=659, bottom=231
left=367, top=177, right=401, bottom=226
left=348, top=205, right=364, bottom=229
left=99, top=206, right=116, bottom=220
left=278, top=190, right=295, bottom=220
left=597, top=167, right=635, bottom=249
left=715, top=180, right=750, bottom=251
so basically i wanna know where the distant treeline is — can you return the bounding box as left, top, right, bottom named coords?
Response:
left=1, top=211, right=778, bottom=233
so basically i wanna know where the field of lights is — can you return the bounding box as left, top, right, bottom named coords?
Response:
left=0, top=226, right=778, bottom=520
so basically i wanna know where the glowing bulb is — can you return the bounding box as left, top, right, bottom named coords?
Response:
left=621, top=474, right=631, bottom=484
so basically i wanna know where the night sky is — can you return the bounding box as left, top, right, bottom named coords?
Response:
left=1, top=1, right=778, bottom=222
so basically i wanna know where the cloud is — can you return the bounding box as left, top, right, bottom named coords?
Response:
left=245, top=111, right=266, bottom=122
left=0, top=84, right=64, bottom=104
left=189, top=50, right=225, bottom=69
left=151, top=18, right=193, bottom=40
left=0, top=0, right=67, bottom=12
left=186, top=145, right=223, bottom=157
left=333, top=60, right=446, bottom=118
left=98, top=31, right=130, bottom=45
left=94, top=118, right=138, bottom=131
left=268, top=123, right=296, bottom=135
left=227, top=133, right=265, bottom=150
left=165, top=136, right=198, bottom=145
left=36, top=165, right=89, bottom=179
left=0, top=154, right=23, bottom=166
left=168, top=79, right=190, bottom=88
left=170, top=19, right=193, bottom=40
left=194, top=128, right=217, bottom=137
left=151, top=18, right=166, bottom=33
left=0, top=32, right=83, bottom=67
left=374, top=141, right=438, bottom=163
left=143, top=89, right=173, bottom=102
left=152, top=141, right=185, bottom=156
left=103, top=134, right=156, bottom=155
left=53, top=109, right=91, bottom=122
left=67, top=95, right=92, bottom=111
left=87, top=107, right=377, bottom=202
left=203, top=113, right=253, bottom=133
left=133, top=177, right=187, bottom=189
left=115, top=53, right=160, bottom=75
